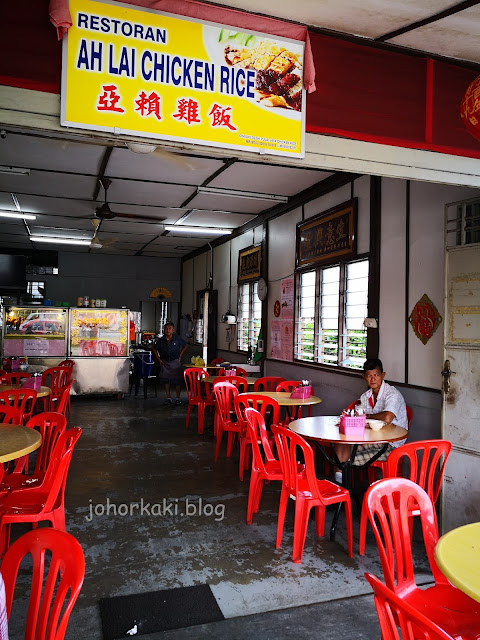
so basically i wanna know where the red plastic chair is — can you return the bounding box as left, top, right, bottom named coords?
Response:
left=0, top=406, right=21, bottom=424
left=365, top=572, right=455, bottom=640
left=0, top=387, right=37, bottom=424
left=367, top=405, right=413, bottom=483
left=272, top=424, right=353, bottom=563
left=359, top=439, right=452, bottom=555
left=41, top=366, right=72, bottom=411
left=235, top=393, right=280, bottom=481
left=234, top=367, right=248, bottom=377
left=210, top=357, right=225, bottom=366
left=0, top=427, right=82, bottom=558
left=222, top=375, right=248, bottom=393
left=362, top=478, right=480, bottom=638
left=0, top=371, right=32, bottom=385
left=1, top=528, right=85, bottom=640
left=212, top=381, right=243, bottom=463
left=52, top=380, right=75, bottom=416
left=1, top=412, right=67, bottom=491
left=243, top=407, right=301, bottom=525
left=275, top=380, right=311, bottom=424
left=183, top=368, right=215, bottom=435
left=58, top=359, right=75, bottom=369
left=253, top=376, right=285, bottom=392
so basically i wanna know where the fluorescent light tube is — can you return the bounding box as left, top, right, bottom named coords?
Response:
left=197, top=186, right=288, bottom=203
left=0, top=210, right=36, bottom=220
left=0, top=165, right=30, bottom=176
left=164, top=225, right=233, bottom=235
left=30, top=236, right=91, bottom=246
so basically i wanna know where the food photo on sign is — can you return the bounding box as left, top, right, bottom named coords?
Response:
left=61, top=0, right=306, bottom=157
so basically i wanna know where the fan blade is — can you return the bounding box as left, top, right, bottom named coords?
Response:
left=150, top=147, right=202, bottom=170
left=114, top=213, right=166, bottom=222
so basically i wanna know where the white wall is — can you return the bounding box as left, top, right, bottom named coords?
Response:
left=380, top=178, right=407, bottom=383
left=406, top=182, right=479, bottom=388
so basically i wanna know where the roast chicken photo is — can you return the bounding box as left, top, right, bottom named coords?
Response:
left=224, top=39, right=303, bottom=111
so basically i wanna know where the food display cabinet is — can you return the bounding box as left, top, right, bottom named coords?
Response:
left=2, top=307, right=68, bottom=358
left=68, top=308, right=130, bottom=395
left=1, top=307, right=130, bottom=396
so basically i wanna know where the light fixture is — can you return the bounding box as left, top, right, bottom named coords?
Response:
left=197, top=186, right=288, bottom=203
left=164, top=225, right=233, bottom=235
left=0, top=165, right=30, bottom=176
left=126, top=142, right=157, bottom=154
left=0, top=210, right=36, bottom=220
left=30, top=236, right=91, bottom=246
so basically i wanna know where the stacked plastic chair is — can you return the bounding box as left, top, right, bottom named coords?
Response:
left=183, top=367, right=215, bottom=435
left=359, top=439, right=452, bottom=555
left=0, top=427, right=82, bottom=558
left=1, top=528, right=85, bottom=640
left=365, top=572, right=455, bottom=640
left=362, top=478, right=480, bottom=638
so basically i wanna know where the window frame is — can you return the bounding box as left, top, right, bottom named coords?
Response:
left=294, top=256, right=370, bottom=371
left=237, top=280, right=262, bottom=352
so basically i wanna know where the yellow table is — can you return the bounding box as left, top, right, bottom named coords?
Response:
left=245, top=391, right=322, bottom=408
left=0, top=424, right=42, bottom=463
left=435, top=522, right=480, bottom=603
left=204, top=376, right=257, bottom=386
left=0, top=384, right=51, bottom=399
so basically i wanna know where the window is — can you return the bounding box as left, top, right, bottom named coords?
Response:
left=26, top=281, right=45, bottom=301
left=453, top=200, right=480, bottom=246
left=295, top=259, right=368, bottom=369
left=237, top=281, right=262, bottom=351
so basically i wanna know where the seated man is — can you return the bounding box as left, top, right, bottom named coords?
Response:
left=335, top=358, right=408, bottom=477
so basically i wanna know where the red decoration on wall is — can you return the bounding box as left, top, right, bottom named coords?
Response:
left=409, top=294, right=442, bottom=345
left=461, top=75, right=480, bottom=141
left=274, top=300, right=281, bottom=317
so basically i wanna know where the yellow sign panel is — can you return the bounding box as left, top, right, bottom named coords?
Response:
left=61, top=0, right=305, bottom=157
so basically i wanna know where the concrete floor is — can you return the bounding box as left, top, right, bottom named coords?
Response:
left=5, top=392, right=433, bottom=639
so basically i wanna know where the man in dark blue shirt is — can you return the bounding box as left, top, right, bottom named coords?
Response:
left=152, top=322, right=187, bottom=405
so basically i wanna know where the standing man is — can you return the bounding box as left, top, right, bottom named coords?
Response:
left=152, top=321, right=187, bottom=405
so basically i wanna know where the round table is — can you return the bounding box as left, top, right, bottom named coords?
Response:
left=204, top=376, right=258, bottom=386
left=435, top=522, right=480, bottom=604
left=288, top=415, right=407, bottom=540
left=244, top=391, right=322, bottom=408
left=0, top=424, right=42, bottom=463
left=0, top=384, right=51, bottom=399
left=289, top=415, right=406, bottom=445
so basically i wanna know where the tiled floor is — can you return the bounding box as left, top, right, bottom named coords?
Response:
left=5, top=393, right=432, bottom=639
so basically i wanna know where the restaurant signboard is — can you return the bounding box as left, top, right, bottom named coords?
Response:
left=61, top=0, right=305, bottom=157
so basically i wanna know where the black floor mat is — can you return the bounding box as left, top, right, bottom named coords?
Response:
left=99, top=584, right=225, bottom=639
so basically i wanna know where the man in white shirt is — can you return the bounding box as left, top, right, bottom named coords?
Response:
left=335, top=358, right=408, bottom=472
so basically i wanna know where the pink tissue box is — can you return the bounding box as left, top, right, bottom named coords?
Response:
left=290, top=386, right=312, bottom=399
left=339, top=414, right=366, bottom=436
left=223, top=369, right=236, bottom=377
left=22, top=377, right=42, bottom=390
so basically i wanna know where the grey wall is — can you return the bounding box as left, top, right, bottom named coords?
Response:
left=34, top=251, right=181, bottom=312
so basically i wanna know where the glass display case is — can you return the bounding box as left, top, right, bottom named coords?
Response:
left=2, top=306, right=68, bottom=357
left=69, top=308, right=129, bottom=357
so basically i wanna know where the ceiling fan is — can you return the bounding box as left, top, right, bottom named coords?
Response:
left=95, top=178, right=165, bottom=222
left=89, top=218, right=117, bottom=249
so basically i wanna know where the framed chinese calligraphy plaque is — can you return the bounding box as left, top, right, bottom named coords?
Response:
left=296, top=199, right=357, bottom=269
left=238, top=246, right=261, bottom=283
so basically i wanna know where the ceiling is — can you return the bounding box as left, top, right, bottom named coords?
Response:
left=0, top=0, right=479, bottom=258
